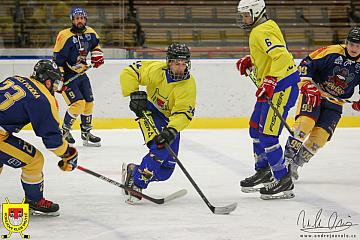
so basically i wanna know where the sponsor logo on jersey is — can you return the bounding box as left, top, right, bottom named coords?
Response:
left=1, top=198, right=30, bottom=239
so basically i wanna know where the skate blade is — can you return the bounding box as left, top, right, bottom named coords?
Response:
left=30, top=209, right=60, bottom=217
left=83, top=140, right=101, bottom=147
left=260, top=190, right=295, bottom=200
left=125, top=196, right=141, bottom=205
left=241, top=186, right=261, bottom=193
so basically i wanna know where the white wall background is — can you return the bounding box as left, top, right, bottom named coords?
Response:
left=0, top=59, right=358, bottom=118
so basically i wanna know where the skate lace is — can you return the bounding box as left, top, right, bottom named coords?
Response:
left=37, top=198, right=53, bottom=209
left=265, top=179, right=279, bottom=190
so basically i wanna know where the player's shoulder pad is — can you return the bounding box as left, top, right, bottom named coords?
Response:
left=54, top=28, right=73, bottom=52
left=84, top=26, right=99, bottom=38
left=309, top=45, right=345, bottom=60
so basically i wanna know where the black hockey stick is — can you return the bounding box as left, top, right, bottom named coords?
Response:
left=64, top=65, right=93, bottom=85
left=77, top=165, right=187, bottom=204
left=142, top=112, right=238, bottom=215
left=308, top=79, right=357, bottom=104
left=246, top=69, right=295, bottom=136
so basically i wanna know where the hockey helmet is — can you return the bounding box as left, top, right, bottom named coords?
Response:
left=31, top=60, right=63, bottom=94
left=236, top=0, right=266, bottom=29
left=166, top=43, right=191, bottom=81
left=347, top=27, right=360, bottom=44
left=70, top=8, right=87, bottom=21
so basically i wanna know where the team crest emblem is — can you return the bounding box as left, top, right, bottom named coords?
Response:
left=151, top=89, right=169, bottom=111
left=1, top=198, right=30, bottom=239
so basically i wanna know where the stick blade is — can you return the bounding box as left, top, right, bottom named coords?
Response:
left=213, top=202, right=238, bottom=215
left=164, top=189, right=187, bottom=203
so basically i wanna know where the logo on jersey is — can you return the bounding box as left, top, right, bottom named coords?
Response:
left=334, top=56, right=343, bottom=65
left=323, top=66, right=355, bottom=96
left=151, top=89, right=169, bottom=111
left=1, top=198, right=30, bottom=239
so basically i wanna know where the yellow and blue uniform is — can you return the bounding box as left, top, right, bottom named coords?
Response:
left=248, top=19, right=300, bottom=180
left=53, top=27, right=101, bottom=127
left=294, top=45, right=360, bottom=148
left=0, top=76, right=68, bottom=200
left=120, top=60, right=196, bottom=189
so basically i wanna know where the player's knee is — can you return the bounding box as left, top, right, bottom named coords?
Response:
left=156, top=166, right=174, bottom=181
left=259, top=134, right=280, bottom=152
left=68, top=100, right=86, bottom=116
left=304, top=126, right=329, bottom=153
left=293, top=115, right=315, bottom=140
left=21, top=150, right=44, bottom=183
left=249, top=126, right=259, bottom=139
left=84, top=101, right=94, bottom=115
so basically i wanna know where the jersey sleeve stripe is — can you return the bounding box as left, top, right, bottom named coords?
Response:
left=266, top=45, right=285, bottom=53
left=172, top=112, right=192, bottom=121
left=129, top=65, right=140, bottom=78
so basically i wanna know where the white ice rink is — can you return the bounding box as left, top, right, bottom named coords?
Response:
left=1, top=128, right=359, bottom=240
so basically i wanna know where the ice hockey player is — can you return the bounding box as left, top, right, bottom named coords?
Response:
left=0, top=60, right=78, bottom=216
left=285, top=26, right=360, bottom=180
left=53, top=7, right=104, bottom=147
left=119, top=43, right=196, bottom=204
left=235, top=0, right=300, bottom=199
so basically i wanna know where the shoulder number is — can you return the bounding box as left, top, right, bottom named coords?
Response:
left=265, top=38, right=272, bottom=47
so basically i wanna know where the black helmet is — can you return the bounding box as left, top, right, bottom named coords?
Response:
left=31, top=60, right=63, bottom=94
left=32, top=60, right=62, bottom=83
left=166, top=43, right=191, bottom=81
left=347, top=27, right=360, bottom=44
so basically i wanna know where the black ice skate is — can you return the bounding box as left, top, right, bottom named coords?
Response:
left=62, top=124, right=75, bottom=144
left=260, top=171, right=295, bottom=200
left=240, top=166, right=272, bottom=193
left=26, top=198, right=60, bottom=216
left=121, top=163, right=143, bottom=204
left=81, top=124, right=101, bottom=147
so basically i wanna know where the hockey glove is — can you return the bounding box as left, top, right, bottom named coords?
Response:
left=300, top=81, right=321, bottom=107
left=236, top=55, right=252, bottom=76
left=129, top=91, right=147, bottom=118
left=256, top=76, right=277, bottom=99
left=352, top=100, right=360, bottom=111
left=91, top=49, right=104, bottom=68
left=58, top=146, right=78, bottom=171
left=154, top=127, right=178, bottom=148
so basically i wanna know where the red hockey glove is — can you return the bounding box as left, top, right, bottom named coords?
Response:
left=300, top=81, right=321, bottom=107
left=91, top=49, right=104, bottom=68
left=256, top=76, right=277, bottom=99
left=352, top=100, right=360, bottom=111
left=58, top=146, right=78, bottom=171
left=236, top=55, right=252, bottom=76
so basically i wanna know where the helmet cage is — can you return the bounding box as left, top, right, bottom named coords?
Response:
left=166, top=43, right=191, bottom=81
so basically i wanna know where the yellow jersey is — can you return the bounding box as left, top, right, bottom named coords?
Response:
left=120, top=61, right=196, bottom=132
left=249, top=19, right=298, bottom=88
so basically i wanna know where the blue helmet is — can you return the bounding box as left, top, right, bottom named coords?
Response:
left=70, top=8, right=87, bottom=21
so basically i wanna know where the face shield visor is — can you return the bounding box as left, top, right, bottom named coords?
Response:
left=167, top=58, right=191, bottom=81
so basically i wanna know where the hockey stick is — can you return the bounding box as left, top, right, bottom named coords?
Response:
left=63, top=64, right=93, bottom=85
left=77, top=165, right=187, bottom=204
left=246, top=69, right=295, bottom=136
left=307, top=79, right=357, bottom=104
left=142, top=112, right=238, bottom=215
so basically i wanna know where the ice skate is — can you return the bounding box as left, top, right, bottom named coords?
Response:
left=62, top=124, right=75, bottom=145
left=25, top=197, right=60, bottom=216
left=240, top=166, right=272, bottom=193
left=260, top=171, right=295, bottom=200
left=81, top=124, right=101, bottom=147
left=121, top=163, right=142, bottom=204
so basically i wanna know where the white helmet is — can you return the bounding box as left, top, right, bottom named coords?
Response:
left=237, top=0, right=266, bottom=29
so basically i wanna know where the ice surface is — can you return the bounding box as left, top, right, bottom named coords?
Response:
left=1, top=129, right=359, bottom=240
